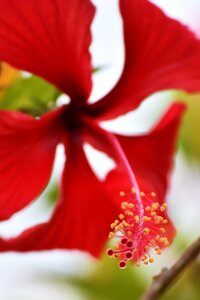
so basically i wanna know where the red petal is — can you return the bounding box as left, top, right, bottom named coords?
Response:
left=0, top=105, right=184, bottom=255
left=115, top=103, right=186, bottom=198
left=0, top=107, right=64, bottom=220
left=89, top=0, right=200, bottom=120
left=0, top=0, right=95, bottom=100
left=0, top=140, right=119, bottom=257
left=81, top=110, right=183, bottom=259
left=114, top=103, right=186, bottom=242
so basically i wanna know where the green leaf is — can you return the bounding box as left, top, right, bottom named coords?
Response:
left=0, top=66, right=103, bottom=116
left=0, top=63, right=20, bottom=99
left=0, top=75, right=61, bottom=116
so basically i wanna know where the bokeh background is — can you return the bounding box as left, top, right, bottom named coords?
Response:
left=0, top=0, right=199, bottom=299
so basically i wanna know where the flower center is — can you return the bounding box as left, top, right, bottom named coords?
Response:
left=107, top=188, right=170, bottom=269
left=60, top=103, right=85, bottom=132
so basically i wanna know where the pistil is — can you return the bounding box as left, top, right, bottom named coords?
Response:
left=107, top=188, right=170, bottom=269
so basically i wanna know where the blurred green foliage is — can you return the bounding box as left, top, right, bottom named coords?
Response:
left=66, top=250, right=200, bottom=300
left=46, top=183, right=59, bottom=207
left=0, top=63, right=20, bottom=98
left=172, top=91, right=200, bottom=164
left=68, top=256, right=146, bottom=300
left=0, top=66, right=102, bottom=117
left=0, top=75, right=60, bottom=116
left=163, top=262, right=200, bottom=300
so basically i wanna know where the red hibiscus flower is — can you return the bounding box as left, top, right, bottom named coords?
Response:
left=0, top=0, right=199, bottom=268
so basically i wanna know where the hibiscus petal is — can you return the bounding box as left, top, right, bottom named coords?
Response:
left=0, top=140, right=119, bottom=257
left=0, top=0, right=95, bottom=100
left=89, top=0, right=200, bottom=120
left=82, top=105, right=185, bottom=261
left=115, top=103, right=186, bottom=198
left=0, top=107, right=64, bottom=220
left=113, top=103, right=186, bottom=243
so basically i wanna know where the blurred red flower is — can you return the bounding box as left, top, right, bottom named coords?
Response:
left=0, top=0, right=199, bottom=266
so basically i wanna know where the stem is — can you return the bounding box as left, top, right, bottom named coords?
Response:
left=141, top=236, right=200, bottom=300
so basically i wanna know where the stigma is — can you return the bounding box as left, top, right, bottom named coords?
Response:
left=107, top=188, right=170, bottom=269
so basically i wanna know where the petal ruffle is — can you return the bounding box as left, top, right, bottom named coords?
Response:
left=0, top=0, right=95, bottom=100
left=0, top=139, right=119, bottom=257
left=89, top=0, right=200, bottom=120
left=0, top=107, right=64, bottom=220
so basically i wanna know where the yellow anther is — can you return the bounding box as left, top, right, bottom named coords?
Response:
left=154, top=246, right=160, bottom=251
left=143, top=228, right=150, bottom=235
left=140, top=192, right=145, bottom=197
left=144, top=260, right=149, bottom=265
left=160, top=228, right=165, bottom=233
left=127, top=211, right=134, bottom=217
left=136, top=262, right=140, bottom=267
left=134, top=215, right=139, bottom=224
left=164, top=240, right=169, bottom=246
left=120, top=191, right=125, bottom=197
left=162, top=219, right=168, bottom=224
left=119, top=214, right=124, bottom=220
left=114, top=220, right=119, bottom=225
left=110, top=223, right=115, bottom=229
left=141, top=256, right=146, bottom=261
left=121, top=202, right=128, bottom=210
left=154, top=216, right=163, bottom=224
left=155, top=220, right=160, bottom=225
left=122, top=220, right=129, bottom=227
left=128, top=203, right=134, bottom=209
left=160, top=203, right=167, bottom=212
left=151, top=212, right=156, bottom=216
left=127, top=231, right=132, bottom=237
left=156, top=249, right=162, bottom=255
left=159, top=237, right=165, bottom=244
left=145, top=245, right=150, bottom=250
left=155, top=235, right=160, bottom=241
left=131, top=187, right=136, bottom=194
left=149, top=258, right=154, bottom=263
left=151, top=203, right=159, bottom=211
left=114, top=226, right=119, bottom=232
left=161, top=237, right=169, bottom=246
left=108, top=232, right=114, bottom=239
left=145, top=206, right=151, bottom=212
left=118, top=223, right=124, bottom=230
left=143, top=216, right=151, bottom=222
left=115, top=244, right=119, bottom=249
left=151, top=192, right=157, bottom=197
